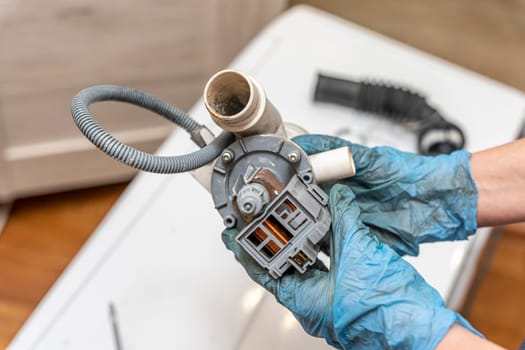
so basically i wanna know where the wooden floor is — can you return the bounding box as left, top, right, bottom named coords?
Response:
left=1, top=0, right=525, bottom=349
left=0, top=184, right=128, bottom=349
left=468, top=224, right=525, bottom=348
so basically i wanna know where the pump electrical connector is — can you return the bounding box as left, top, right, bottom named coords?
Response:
left=211, top=135, right=331, bottom=278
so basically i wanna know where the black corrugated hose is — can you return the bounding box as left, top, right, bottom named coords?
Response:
left=314, top=73, right=465, bottom=155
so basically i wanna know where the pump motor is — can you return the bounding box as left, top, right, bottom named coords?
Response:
left=71, top=69, right=356, bottom=278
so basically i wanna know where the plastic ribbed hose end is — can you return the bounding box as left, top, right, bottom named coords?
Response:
left=417, top=121, right=465, bottom=155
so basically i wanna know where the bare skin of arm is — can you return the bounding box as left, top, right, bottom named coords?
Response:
left=436, top=324, right=506, bottom=350
left=436, top=140, right=525, bottom=349
left=471, top=138, right=525, bottom=227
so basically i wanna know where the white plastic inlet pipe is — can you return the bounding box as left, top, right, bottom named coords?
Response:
left=204, top=70, right=286, bottom=137
left=196, top=69, right=356, bottom=190
left=309, top=147, right=356, bottom=183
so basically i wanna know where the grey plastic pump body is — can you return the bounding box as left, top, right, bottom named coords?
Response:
left=70, top=69, right=356, bottom=279
left=202, top=70, right=356, bottom=278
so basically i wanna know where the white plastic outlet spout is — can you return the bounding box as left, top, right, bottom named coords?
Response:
left=309, top=147, right=356, bottom=184
left=204, top=70, right=285, bottom=137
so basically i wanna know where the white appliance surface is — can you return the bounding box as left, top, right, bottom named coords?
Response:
left=9, top=5, right=525, bottom=350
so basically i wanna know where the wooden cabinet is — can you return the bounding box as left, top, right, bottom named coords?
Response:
left=0, top=0, right=286, bottom=201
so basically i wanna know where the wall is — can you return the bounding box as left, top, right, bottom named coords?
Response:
left=0, top=0, right=286, bottom=201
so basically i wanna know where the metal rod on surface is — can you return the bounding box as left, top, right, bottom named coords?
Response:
left=109, top=302, right=124, bottom=350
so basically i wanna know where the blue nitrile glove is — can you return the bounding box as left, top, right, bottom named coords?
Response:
left=292, top=134, right=478, bottom=256
left=222, top=184, right=480, bottom=349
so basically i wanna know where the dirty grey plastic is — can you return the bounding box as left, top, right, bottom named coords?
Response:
left=211, top=135, right=331, bottom=278
left=237, top=175, right=330, bottom=278
left=237, top=183, right=270, bottom=216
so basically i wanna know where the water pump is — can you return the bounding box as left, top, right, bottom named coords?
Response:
left=71, top=69, right=356, bottom=278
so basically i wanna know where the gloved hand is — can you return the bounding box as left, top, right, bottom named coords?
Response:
left=222, top=184, right=480, bottom=349
left=292, top=134, right=478, bottom=256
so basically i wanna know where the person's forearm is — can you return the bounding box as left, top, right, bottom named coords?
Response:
left=470, top=139, right=525, bottom=227
left=436, top=324, right=505, bottom=350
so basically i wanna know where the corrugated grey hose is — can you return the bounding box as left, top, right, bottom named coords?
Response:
left=71, top=85, right=234, bottom=173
